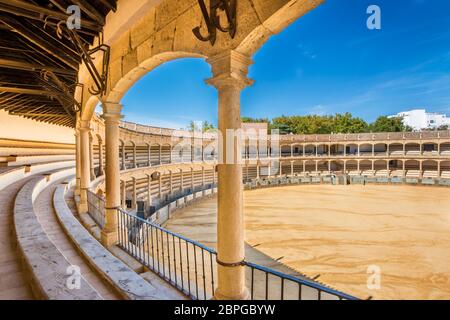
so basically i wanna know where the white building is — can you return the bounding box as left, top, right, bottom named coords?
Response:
left=390, top=109, right=450, bottom=131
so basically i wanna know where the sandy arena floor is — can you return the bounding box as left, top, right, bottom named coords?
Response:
left=164, top=184, right=450, bottom=300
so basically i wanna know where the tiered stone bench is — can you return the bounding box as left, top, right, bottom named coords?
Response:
left=0, top=160, right=74, bottom=191
left=1, top=154, right=75, bottom=166
left=13, top=170, right=101, bottom=300
left=53, top=181, right=185, bottom=300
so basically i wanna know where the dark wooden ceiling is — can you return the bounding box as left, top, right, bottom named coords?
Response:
left=0, top=0, right=117, bottom=127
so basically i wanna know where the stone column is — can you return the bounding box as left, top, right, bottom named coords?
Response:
left=180, top=169, right=184, bottom=192
left=146, top=174, right=152, bottom=207
left=291, top=145, right=293, bottom=157
left=89, top=134, right=96, bottom=180
left=402, top=161, right=406, bottom=177
left=206, top=50, right=253, bottom=300
left=101, top=102, right=123, bottom=247
left=120, top=180, right=126, bottom=209
left=98, top=139, right=104, bottom=176
left=158, top=174, right=162, bottom=198
left=290, top=161, right=294, bottom=176
left=344, top=161, right=347, bottom=173
left=121, top=143, right=126, bottom=170
left=279, top=161, right=282, bottom=176
left=419, top=161, right=423, bottom=178
left=75, top=127, right=81, bottom=196
left=132, top=144, right=137, bottom=168
left=372, top=144, right=375, bottom=156
left=438, top=161, right=441, bottom=177
left=79, top=120, right=91, bottom=214
left=169, top=171, right=173, bottom=193
left=256, top=164, right=260, bottom=179
left=131, top=177, right=137, bottom=209
left=147, top=144, right=151, bottom=166
left=190, top=167, right=194, bottom=196
left=302, top=161, right=306, bottom=173
left=201, top=166, right=205, bottom=195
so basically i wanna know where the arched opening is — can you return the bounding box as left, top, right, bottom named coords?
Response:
left=317, top=144, right=328, bottom=156
left=304, top=160, right=316, bottom=173
left=423, top=160, right=438, bottom=178
left=374, top=160, right=388, bottom=176
left=440, top=143, right=450, bottom=156
left=330, top=144, right=344, bottom=156
left=292, top=144, right=303, bottom=157
left=360, top=160, right=373, bottom=176
left=346, top=160, right=358, bottom=175
left=345, top=144, right=358, bottom=156
left=405, top=143, right=421, bottom=155
left=389, top=143, right=404, bottom=156
left=304, top=144, right=315, bottom=156
left=422, top=142, right=438, bottom=155
left=281, top=144, right=292, bottom=157
left=374, top=143, right=387, bottom=156
left=359, top=144, right=372, bottom=156
left=405, top=160, right=421, bottom=177
left=441, top=161, right=450, bottom=178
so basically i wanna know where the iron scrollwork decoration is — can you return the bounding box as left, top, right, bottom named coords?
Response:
left=193, top=0, right=237, bottom=46
left=54, top=21, right=110, bottom=96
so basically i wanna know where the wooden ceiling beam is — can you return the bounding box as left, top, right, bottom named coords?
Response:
left=0, top=0, right=102, bottom=31
left=0, top=15, right=79, bottom=70
left=97, top=0, right=117, bottom=12
left=0, top=86, right=55, bottom=96
left=71, top=0, right=105, bottom=25
left=0, top=58, right=77, bottom=75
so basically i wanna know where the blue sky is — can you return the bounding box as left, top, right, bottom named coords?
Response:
left=121, top=0, right=450, bottom=129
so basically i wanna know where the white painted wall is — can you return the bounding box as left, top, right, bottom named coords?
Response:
left=0, top=110, right=75, bottom=144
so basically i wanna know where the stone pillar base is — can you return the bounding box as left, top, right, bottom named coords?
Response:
left=78, top=202, right=88, bottom=214
left=101, top=230, right=118, bottom=247
left=214, top=287, right=250, bottom=300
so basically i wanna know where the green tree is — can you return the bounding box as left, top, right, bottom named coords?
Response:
left=369, top=116, right=411, bottom=132
left=186, top=120, right=216, bottom=132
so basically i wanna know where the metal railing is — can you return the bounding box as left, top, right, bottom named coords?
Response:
left=86, top=190, right=105, bottom=228
left=115, top=208, right=358, bottom=300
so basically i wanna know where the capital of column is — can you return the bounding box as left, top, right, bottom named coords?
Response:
left=206, top=50, right=254, bottom=90
left=79, top=120, right=91, bottom=132
left=101, top=102, right=124, bottom=121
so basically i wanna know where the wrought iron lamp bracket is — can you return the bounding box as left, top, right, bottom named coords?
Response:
left=55, top=22, right=110, bottom=97
left=193, top=0, right=237, bottom=46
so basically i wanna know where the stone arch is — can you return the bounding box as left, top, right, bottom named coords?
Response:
left=280, top=144, right=292, bottom=157
left=80, top=0, right=325, bottom=122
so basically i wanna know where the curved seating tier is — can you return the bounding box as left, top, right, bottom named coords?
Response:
left=52, top=181, right=184, bottom=300
left=12, top=169, right=103, bottom=300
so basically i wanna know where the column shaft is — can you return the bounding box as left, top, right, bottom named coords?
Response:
left=101, top=103, right=122, bottom=247
left=79, top=122, right=91, bottom=213
left=206, top=50, right=253, bottom=300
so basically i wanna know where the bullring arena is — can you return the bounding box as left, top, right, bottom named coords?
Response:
left=0, top=0, right=449, bottom=302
